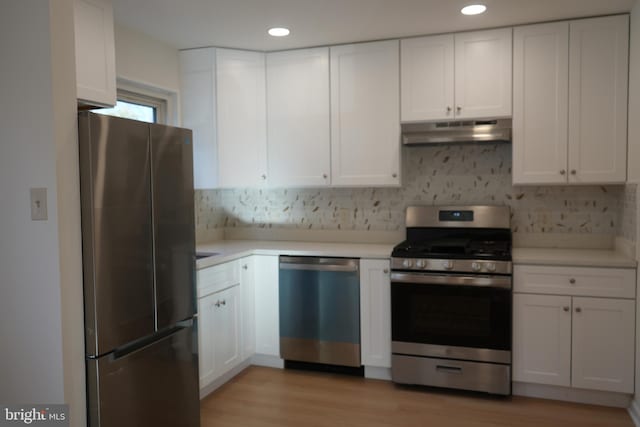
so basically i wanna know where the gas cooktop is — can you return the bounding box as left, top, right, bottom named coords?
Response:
left=391, top=205, right=512, bottom=274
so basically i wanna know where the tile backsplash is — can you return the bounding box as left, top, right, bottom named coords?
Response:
left=196, top=144, right=636, bottom=244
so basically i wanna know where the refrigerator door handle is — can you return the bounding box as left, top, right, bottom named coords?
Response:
left=112, top=320, right=193, bottom=361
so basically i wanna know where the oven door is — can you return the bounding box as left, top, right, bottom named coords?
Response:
left=391, top=272, right=511, bottom=364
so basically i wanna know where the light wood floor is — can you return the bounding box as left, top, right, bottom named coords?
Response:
left=201, top=366, right=634, bottom=427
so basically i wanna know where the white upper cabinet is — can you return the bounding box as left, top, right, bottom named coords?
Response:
left=266, top=48, right=331, bottom=187
left=401, top=35, right=455, bottom=122
left=568, top=15, right=629, bottom=184
left=216, top=49, right=267, bottom=188
left=74, top=0, right=116, bottom=107
left=180, top=48, right=218, bottom=189
left=401, top=28, right=512, bottom=122
left=330, top=40, right=401, bottom=187
left=513, top=15, right=629, bottom=185
left=454, top=28, right=513, bottom=119
left=513, top=22, right=569, bottom=185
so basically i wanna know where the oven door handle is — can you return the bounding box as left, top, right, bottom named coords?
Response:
left=390, top=272, right=511, bottom=289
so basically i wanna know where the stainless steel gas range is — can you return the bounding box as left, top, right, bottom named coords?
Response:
left=391, top=205, right=512, bottom=395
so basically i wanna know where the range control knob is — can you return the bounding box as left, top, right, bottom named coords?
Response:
left=416, top=259, right=426, bottom=269
left=402, top=259, right=413, bottom=269
left=442, top=260, right=453, bottom=270
left=471, top=262, right=481, bottom=272
left=486, top=262, right=496, bottom=272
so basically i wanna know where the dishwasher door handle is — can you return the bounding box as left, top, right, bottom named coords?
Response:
left=279, top=256, right=359, bottom=273
left=279, top=262, right=358, bottom=273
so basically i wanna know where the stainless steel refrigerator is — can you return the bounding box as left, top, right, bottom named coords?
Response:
left=79, top=112, right=200, bottom=427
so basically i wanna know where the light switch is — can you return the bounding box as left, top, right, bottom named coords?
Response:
left=30, top=188, right=48, bottom=221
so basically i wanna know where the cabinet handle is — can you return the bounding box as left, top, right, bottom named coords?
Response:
left=214, top=301, right=221, bottom=308
left=261, top=174, right=267, bottom=180
left=569, top=278, right=576, bottom=284
left=243, top=264, right=248, bottom=270
left=446, top=106, right=452, bottom=113
left=323, top=174, right=328, bottom=179
left=221, top=300, right=226, bottom=306
left=560, top=169, right=566, bottom=175
left=457, top=106, right=462, bottom=113
left=570, top=170, right=577, bottom=175
left=392, top=173, right=398, bottom=178
left=575, top=307, right=582, bottom=313
left=563, top=306, right=570, bottom=312
left=383, top=269, right=389, bottom=274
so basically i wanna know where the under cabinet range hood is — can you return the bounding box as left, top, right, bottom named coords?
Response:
left=401, top=119, right=512, bottom=145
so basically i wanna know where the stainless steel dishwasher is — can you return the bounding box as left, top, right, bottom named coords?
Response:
left=279, top=256, right=361, bottom=367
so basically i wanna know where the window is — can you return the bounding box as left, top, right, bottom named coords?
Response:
left=94, top=89, right=168, bottom=124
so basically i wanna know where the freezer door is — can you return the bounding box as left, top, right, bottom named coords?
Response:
left=86, top=321, right=200, bottom=427
left=79, top=113, right=156, bottom=356
left=150, top=124, right=197, bottom=329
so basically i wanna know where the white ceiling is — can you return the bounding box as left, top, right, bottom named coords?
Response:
left=112, top=0, right=635, bottom=51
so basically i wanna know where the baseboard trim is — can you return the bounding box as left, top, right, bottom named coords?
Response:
left=364, top=366, right=392, bottom=381
left=629, top=399, right=640, bottom=427
left=251, top=353, right=285, bottom=369
left=199, top=358, right=251, bottom=399
left=513, top=382, right=631, bottom=408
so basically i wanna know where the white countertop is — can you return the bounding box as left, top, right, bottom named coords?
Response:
left=196, top=240, right=395, bottom=269
left=512, top=247, right=636, bottom=268
left=196, top=240, right=637, bottom=270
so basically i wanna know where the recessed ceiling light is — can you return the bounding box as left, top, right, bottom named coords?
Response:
left=268, top=27, right=290, bottom=37
left=461, top=4, right=487, bottom=15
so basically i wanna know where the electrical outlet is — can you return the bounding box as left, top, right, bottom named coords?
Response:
left=30, top=188, right=48, bottom=221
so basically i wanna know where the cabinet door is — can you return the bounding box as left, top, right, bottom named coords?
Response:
left=401, top=35, right=455, bottom=122
left=240, top=257, right=255, bottom=359
left=513, top=294, right=571, bottom=387
left=454, top=28, right=512, bottom=119
left=266, top=48, right=331, bottom=187
left=568, top=15, right=628, bottom=184
left=197, top=293, right=216, bottom=388
left=213, top=285, right=241, bottom=377
left=360, top=259, right=391, bottom=368
left=216, top=49, right=267, bottom=188
left=253, top=255, right=280, bottom=356
left=572, top=297, right=635, bottom=393
left=330, top=40, right=401, bottom=187
left=74, top=0, right=116, bottom=107
left=513, top=22, right=569, bottom=185
left=180, top=48, right=218, bottom=189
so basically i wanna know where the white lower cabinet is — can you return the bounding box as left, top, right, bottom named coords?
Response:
left=253, top=255, right=280, bottom=357
left=513, top=294, right=572, bottom=387
left=240, top=257, right=255, bottom=359
left=571, top=297, right=635, bottom=393
left=197, top=256, right=255, bottom=391
left=514, top=291, right=635, bottom=394
left=212, top=285, right=242, bottom=377
left=198, top=284, right=241, bottom=387
left=360, top=259, right=391, bottom=368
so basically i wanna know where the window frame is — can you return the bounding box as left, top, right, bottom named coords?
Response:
left=116, top=78, right=178, bottom=125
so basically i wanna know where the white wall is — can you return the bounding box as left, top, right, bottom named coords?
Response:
left=50, top=1, right=86, bottom=426
left=114, top=24, right=182, bottom=123
left=0, top=0, right=65, bottom=402
left=629, top=3, right=640, bottom=184
left=632, top=0, right=640, bottom=417
left=0, top=2, right=84, bottom=425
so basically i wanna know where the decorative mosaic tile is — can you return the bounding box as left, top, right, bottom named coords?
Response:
left=195, top=144, right=635, bottom=241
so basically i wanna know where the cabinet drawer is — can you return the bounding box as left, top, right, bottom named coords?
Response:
left=514, top=265, right=635, bottom=298
left=197, top=260, right=241, bottom=298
